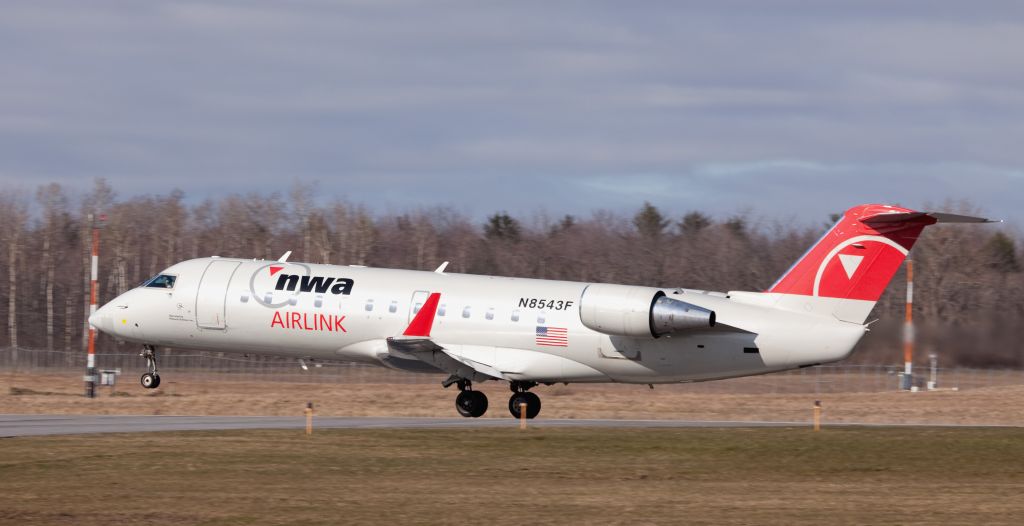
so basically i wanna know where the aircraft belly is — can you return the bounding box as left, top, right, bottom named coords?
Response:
left=442, top=344, right=609, bottom=382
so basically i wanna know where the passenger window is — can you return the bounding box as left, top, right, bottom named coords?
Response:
left=389, top=301, right=398, bottom=313
left=414, top=302, right=422, bottom=314
left=462, top=306, right=471, bottom=318
left=537, top=312, right=546, bottom=324
left=486, top=308, right=494, bottom=320
left=511, top=309, right=520, bottom=322
left=314, top=296, right=323, bottom=308
left=143, top=274, right=176, bottom=289
left=439, top=304, right=447, bottom=316
left=365, top=299, right=374, bottom=312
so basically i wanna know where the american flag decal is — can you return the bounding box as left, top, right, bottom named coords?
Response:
left=536, top=326, right=568, bottom=347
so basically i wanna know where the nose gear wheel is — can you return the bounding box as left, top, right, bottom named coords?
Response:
left=140, top=345, right=160, bottom=389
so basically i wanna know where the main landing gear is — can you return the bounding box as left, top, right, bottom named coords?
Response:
left=508, top=381, right=541, bottom=419
left=140, top=345, right=161, bottom=389
left=448, top=378, right=488, bottom=418
left=444, top=377, right=543, bottom=419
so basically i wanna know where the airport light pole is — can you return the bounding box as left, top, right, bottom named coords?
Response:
left=901, top=259, right=914, bottom=391
left=85, top=213, right=105, bottom=398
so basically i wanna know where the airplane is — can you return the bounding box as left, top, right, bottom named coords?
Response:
left=88, top=204, right=997, bottom=419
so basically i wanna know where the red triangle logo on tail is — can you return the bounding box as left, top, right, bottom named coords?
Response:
left=269, top=265, right=284, bottom=276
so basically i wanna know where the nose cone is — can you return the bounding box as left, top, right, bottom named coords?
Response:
left=89, top=303, right=112, bottom=333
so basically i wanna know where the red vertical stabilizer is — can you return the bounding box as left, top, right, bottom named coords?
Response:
left=767, top=204, right=935, bottom=302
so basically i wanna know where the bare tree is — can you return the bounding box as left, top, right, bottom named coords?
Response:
left=36, top=183, right=68, bottom=349
left=0, top=182, right=1019, bottom=368
left=290, top=181, right=316, bottom=261
left=0, top=191, right=28, bottom=354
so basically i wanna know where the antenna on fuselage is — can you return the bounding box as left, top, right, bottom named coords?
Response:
left=278, top=251, right=292, bottom=262
left=434, top=261, right=449, bottom=274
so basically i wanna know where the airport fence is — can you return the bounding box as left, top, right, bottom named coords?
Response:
left=2, top=346, right=1023, bottom=394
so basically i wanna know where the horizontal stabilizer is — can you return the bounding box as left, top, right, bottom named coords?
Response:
left=924, top=212, right=1000, bottom=224
left=860, top=210, right=999, bottom=225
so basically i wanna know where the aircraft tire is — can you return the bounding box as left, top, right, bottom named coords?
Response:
left=508, top=392, right=541, bottom=419
left=141, top=373, right=160, bottom=389
left=456, top=390, right=487, bottom=418
left=523, top=392, right=540, bottom=419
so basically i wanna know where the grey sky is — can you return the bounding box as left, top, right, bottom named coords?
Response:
left=2, top=1, right=1023, bottom=225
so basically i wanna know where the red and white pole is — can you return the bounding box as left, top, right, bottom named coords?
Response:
left=901, top=259, right=914, bottom=390
left=85, top=214, right=101, bottom=398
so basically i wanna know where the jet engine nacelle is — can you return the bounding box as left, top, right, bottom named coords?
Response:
left=578, top=284, right=716, bottom=338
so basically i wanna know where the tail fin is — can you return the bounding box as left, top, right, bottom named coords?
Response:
left=767, top=204, right=996, bottom=323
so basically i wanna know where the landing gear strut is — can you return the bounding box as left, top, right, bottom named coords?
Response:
left=140, top=345, right=160, bottom=389
left=448, top=377, right=488, bottom=418
left=508, top=381, right=541, bottom=419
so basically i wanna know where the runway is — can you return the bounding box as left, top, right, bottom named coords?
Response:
left=0, top=414, right=812, bottom=436
left=1, top=414, right=1013, bottom=437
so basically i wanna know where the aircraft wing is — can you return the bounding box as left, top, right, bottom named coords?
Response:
left=386, top=336, right=505, bottom=381
left=383, top=291, right=606, bottom=383
left=383, top=292, right=504, bottom=381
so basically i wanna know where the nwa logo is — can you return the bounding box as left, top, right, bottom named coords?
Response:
left=249, top=263, right=354, bottom=309
left=269, top=265, right=354, bottom=295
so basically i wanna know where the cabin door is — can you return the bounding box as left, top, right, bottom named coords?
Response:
left=195, top=260, right=241, bottom=329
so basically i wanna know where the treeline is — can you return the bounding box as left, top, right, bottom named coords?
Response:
left=1, top=180, right=1021, bottom=367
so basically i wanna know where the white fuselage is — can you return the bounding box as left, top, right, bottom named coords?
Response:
left=91, top=257, right=866, bottom=384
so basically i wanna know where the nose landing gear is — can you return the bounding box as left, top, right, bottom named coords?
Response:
left=140, top=345, right=160, bottom=389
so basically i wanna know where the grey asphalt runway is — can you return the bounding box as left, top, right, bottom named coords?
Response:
left=1, top=414, right=811, bottom=437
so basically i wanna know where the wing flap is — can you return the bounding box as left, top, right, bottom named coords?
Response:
left=385, top=336, right=501, bottom=381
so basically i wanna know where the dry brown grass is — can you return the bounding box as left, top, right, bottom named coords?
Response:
left=2, top=371, right=1022, bottom=426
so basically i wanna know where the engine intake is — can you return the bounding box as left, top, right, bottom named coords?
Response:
left=579, top=284, right=715, bottom=338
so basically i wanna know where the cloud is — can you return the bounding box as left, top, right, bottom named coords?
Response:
left=0, top=1, right=1022, bottom=224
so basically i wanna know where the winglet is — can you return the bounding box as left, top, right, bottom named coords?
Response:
left=403, top=292, right=441, bottom=337
left=278, top=251, right=292, bottom=262
left=434, top=261, right=449, bottom=274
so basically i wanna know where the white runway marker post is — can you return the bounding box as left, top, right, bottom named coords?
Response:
left=813, top=400, right=822, bottom=432
left=519, top=403, right=528, bottom=430
left=305, top=402, right=314, bottom=436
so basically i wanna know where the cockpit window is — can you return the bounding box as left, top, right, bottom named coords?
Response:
left=143, top=274, right=176, bottom=289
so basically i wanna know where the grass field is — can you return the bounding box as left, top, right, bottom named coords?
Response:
left=4, top=372, right=1024, bottom=426
left=1, top=427, right=1022, bottom=525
